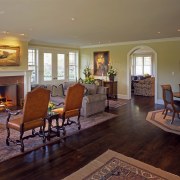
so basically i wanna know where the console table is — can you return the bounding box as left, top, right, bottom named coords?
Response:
left=103, top=81, right=117, bottom=99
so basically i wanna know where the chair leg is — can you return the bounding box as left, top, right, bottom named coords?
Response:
left=62, top=117, right=66, bottom=136
left=171, top=112, right=175, bottom=124
left=56, top=118, right=60, bottom=137
left=6, top=126, right=10, bottom=146
left=20, top=132, right=24, bottom=152
left=42, top=125, right=46, bottom=143
left=178, top=113, right=180, bottom=119
left=163, top=109, right=168, bottom=119
left=77, top=111, right=81, bottom=130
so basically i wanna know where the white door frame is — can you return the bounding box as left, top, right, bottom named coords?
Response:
left=127, top=45, right=158, bottom=103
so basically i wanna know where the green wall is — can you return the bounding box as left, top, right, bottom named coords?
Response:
left=80, top=39, right=180, bottom=102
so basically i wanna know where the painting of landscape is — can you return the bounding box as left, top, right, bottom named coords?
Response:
left=0, top=46, right=20, bottom=66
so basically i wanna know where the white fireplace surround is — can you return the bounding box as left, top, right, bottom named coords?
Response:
left=0, top=70, right=32, bottom=96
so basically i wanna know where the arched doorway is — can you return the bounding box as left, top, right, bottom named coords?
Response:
left=127, top=45, right=157, bottom=103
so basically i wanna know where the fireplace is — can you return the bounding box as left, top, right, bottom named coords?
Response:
left=0, top=84, right=17, bottom=107
left=0, top=70, right=32, bottom=107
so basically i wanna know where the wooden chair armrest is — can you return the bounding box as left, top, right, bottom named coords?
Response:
left=6, top=109, right=22, bottom=122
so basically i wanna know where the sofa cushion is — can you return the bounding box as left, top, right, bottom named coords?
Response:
left=63, top=81, right=76, bottom=90
left=83, top=94, right=106, bottom=103
left=50, top=96, right=65, bottom=105
left=51, top=84, right=64, bottom=97
left=83, top=84, right=97, bottom=95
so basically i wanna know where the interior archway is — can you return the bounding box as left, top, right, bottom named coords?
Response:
left=127, top=45, right=157, bottom=103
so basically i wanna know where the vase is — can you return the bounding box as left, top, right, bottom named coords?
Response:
left=109, top=75, right=114, bottom=81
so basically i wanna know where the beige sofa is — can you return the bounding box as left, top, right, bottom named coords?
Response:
left=41, top=82, right=107, bottom=117
left=63, top=82, right=107, bottom=117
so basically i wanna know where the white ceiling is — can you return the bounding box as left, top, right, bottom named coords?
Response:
left=0, top=0, right=180, bottom=47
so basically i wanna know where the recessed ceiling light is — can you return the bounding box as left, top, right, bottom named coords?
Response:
left=157, top=32, right=161, bottom=34
left=71, top=17, right=75, bottom=21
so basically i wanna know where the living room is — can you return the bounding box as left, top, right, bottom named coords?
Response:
left=0, top=0, right=180, bottom=179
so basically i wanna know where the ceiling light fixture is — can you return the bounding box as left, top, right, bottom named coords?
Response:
left=157, top=32, right=161, bottom=34
left=19, top=33, right=25, bottom=36
left=71, top=17, right=75, bottom=21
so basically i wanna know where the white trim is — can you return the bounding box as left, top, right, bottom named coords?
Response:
left=81, top=37, right=180, bottom=48
left=0, top=70, right=32, bottom=96
left=127, top=46, right=158, bottom=103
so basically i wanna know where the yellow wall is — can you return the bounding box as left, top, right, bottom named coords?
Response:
left=80, top=40, right=180, bottom=101
left=0, top=37, right=28, bottom=71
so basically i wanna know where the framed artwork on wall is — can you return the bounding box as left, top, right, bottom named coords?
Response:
left=94, top=51, right=109, bottom=76
left=0, top=46, right=20, bottom=66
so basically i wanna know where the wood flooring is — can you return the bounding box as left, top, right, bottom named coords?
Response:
left=0, top=95, right=180, bottom=180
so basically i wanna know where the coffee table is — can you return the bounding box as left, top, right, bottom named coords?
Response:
left=46, top=111, right=65, bottom=141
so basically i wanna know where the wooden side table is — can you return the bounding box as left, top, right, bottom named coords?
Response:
left=103, top=81, right=118, bottom=99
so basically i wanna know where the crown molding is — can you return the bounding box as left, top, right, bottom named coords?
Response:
left=80, top=37, right=180, bottom=49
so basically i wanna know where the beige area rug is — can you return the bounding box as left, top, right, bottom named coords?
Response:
left=146, top=109, right=180, bottom=135
left=65, top=149, right=179, bottom=180
left=107, top=99, right=129, bottom=109
left=0, top=112, right=117, bottom=163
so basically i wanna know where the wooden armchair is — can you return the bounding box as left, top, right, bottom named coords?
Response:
left=161, top=84, right=180, bottom=124
left=6, top=88, right=50, bottom=152
left=52, top=83, right=85, bottom=135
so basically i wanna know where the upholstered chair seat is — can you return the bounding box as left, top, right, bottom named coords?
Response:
left=6, top=87, right=50, bottom=152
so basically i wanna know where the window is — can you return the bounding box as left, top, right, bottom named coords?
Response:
left=44, top=53, right=52, bottom=81
left=69, top=52, right=78, bottom=81
left=28, top=49, right=38, bottom=84
left=57, top=54, right=65, bottom=80
left=132, top=55, right=152, bottom=75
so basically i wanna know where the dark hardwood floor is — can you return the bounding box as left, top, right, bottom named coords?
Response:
left=0, top=95, right=180, bottom=179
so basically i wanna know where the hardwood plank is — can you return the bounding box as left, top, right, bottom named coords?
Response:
left=0, top=95, right=180, bottom=179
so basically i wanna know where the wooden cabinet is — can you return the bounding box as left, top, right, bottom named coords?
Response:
left=103, top=81, right=117, bottom=99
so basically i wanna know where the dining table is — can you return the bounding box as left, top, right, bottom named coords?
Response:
left=173, top=92, right=180, bottom=98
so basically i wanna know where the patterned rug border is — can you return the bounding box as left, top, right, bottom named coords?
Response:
left=146, top=109, right=180, bottom=135
left=64, top=149, right=179, bottom=180
left=0, top=112, right=117, bottom=163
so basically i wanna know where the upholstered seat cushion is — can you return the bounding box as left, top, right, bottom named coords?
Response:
left=8, top=117, right=44, bottom=131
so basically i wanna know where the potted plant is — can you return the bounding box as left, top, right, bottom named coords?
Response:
left=83, top=66, right=91, bottom=78
left=107, top=66, right=117, bottom=81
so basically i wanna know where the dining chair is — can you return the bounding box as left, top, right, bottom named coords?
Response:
left=52, top=83, right=85, bottom=135
left=6, top=87, right=50, bottom=152
left=161, top=84, right=180, bottom=124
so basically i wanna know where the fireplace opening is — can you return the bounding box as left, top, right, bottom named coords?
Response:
left=0, top=84, right=17, bottom=108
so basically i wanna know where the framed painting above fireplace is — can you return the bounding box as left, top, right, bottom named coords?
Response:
left=0, top=46, right=20, bottom=66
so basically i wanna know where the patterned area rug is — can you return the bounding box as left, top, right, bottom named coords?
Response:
left=0, top=112, right=117, bottom=163
left=107, top=99, right=129, bottom=109
left=65, top=149, right=179, bottom=180
left=146, top=109, right=180, bottom=135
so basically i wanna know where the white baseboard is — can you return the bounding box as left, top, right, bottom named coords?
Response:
left=156, top=99, right=164, bottom=104
left=117, top=94, right=130, bottom=99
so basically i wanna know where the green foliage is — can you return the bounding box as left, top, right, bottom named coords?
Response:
left=107, top=66, right=117, bottom=76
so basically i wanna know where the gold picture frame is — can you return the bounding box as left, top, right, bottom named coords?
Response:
left=0, top=46, right=20, bottom=66
left=94, top=51, right=109, bottom=76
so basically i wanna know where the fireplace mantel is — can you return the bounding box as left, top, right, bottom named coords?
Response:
left=0, top=70, right=32, bottom=96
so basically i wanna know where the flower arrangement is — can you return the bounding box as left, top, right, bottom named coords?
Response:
left=107, top=66, right=117, bottom=76
left=84, top=75, right=95, bottom=84
left=48, top=102, right=56, bottom=111
left=83, top=66, right=91, bottom=78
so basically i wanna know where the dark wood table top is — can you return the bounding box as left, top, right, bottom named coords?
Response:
left=173, top=92, right=180, bottom=98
